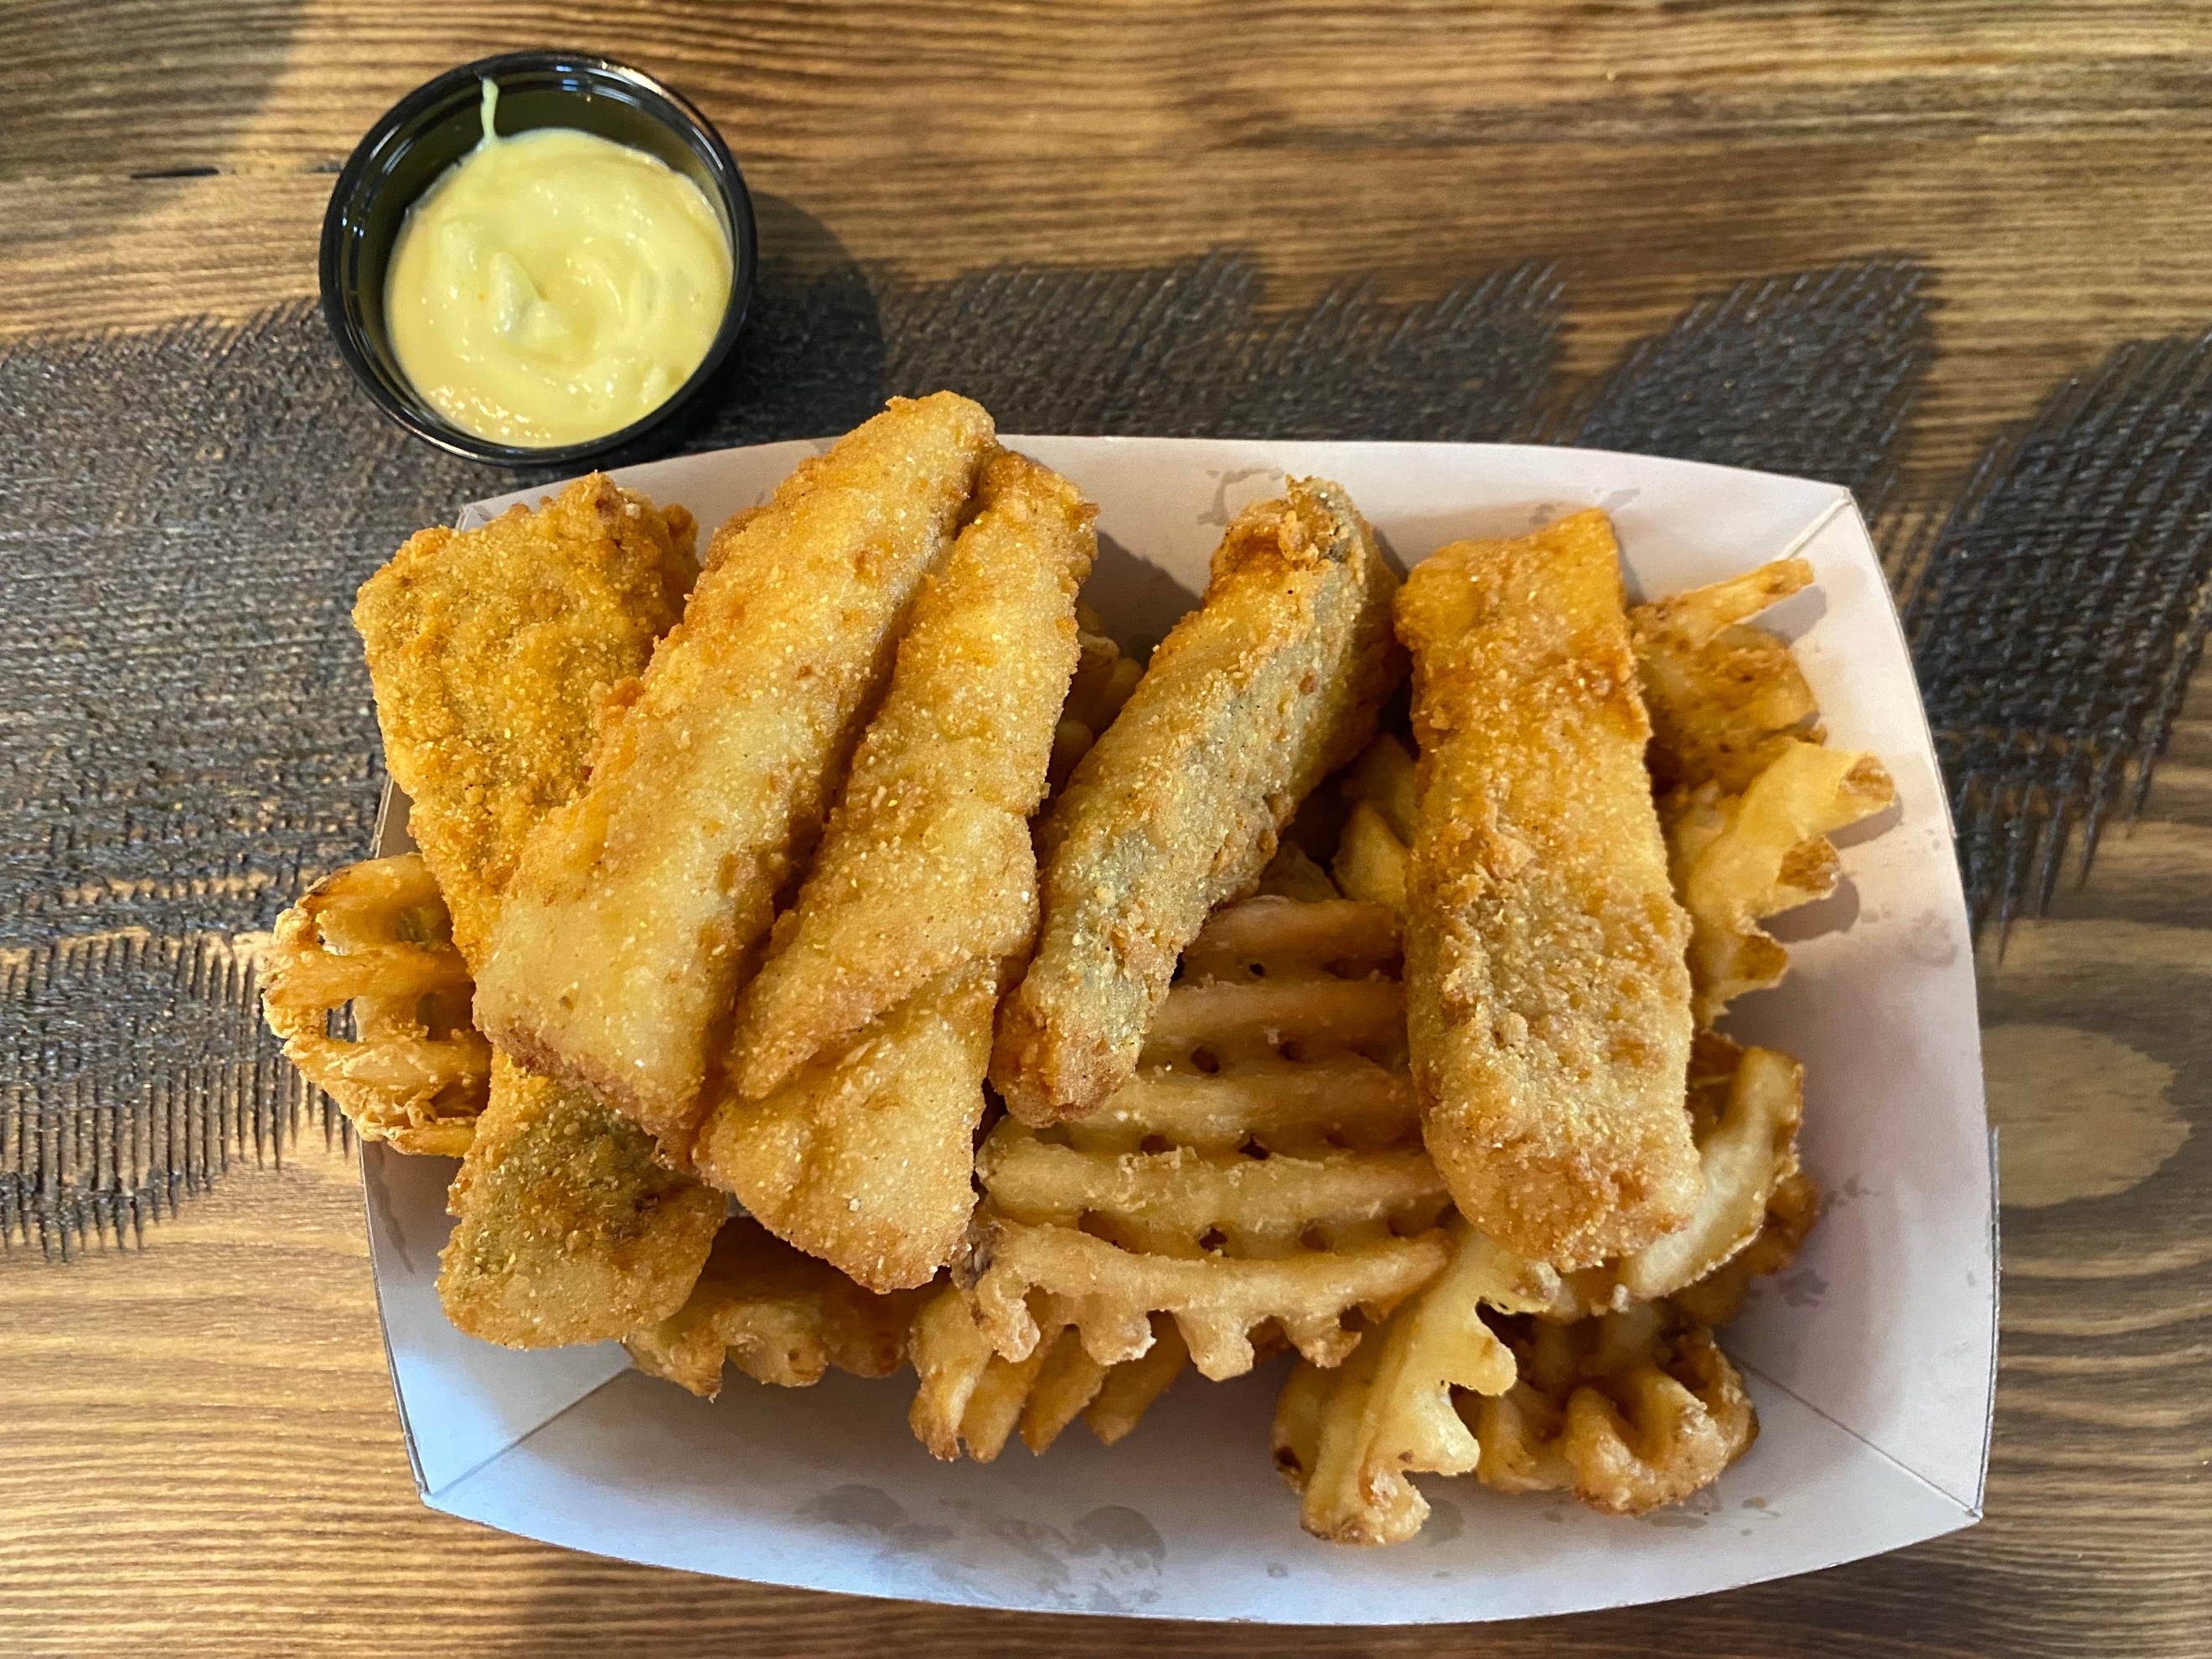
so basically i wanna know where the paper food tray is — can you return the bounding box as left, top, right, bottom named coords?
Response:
left=359, top=437, right=1995, bottom=1624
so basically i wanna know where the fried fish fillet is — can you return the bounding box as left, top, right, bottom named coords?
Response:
left=473, top=393, right=998, bottom=1156
left=439, top=1054, right=729, bottom=1347
left=353, top=474, right=698, bottom=971
left=348, top=478, right=722, bottom=1343
left=699, top=961, right=1004, bottom=1292
left=726, top=451, right=1098, bottom=1094
left=697, top=452, right=1097, bottom=1288
left=1397, top=509, right=1699, bottom=1270
left=991, top=477, right=1403, bottom=1124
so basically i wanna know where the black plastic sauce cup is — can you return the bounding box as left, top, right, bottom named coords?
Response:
left=320, top=50, right=757, bottom=468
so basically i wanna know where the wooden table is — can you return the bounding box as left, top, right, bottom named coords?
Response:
left=5, top=5, right=2208, bottom=1654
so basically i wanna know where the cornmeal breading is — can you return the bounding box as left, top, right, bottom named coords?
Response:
left=438, top=1054, right=728, bottom=1348
left=727, top=451, right=1098, bottom=1097
left=353, top=473, right=697, bottom=971
left=697, top=452, right=1098, bottom=1289
left=991, top=477, right=1403, bottom=1124
left=473, top=393, right=997, bottom=1157
left=1397, top=509, right=1699, bottom=1270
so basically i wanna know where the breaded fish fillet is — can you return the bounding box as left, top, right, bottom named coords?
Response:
left=440, top=1055, right=729, bottom=1347
left=349, top=478, right=722, bottom=1344
left=697, top=452, right=1098, bottom=1287
left=697, top=961, right=1003, bottom=1293
left=729, top=451, right=1098, bottom=1095
left=474, top=393, right=998, bottom=1157
left=1397, top=509, right=1699, bottom=1270
left=991, top=477, right=1403, bottom=1125
left=353, top=474, right=698, bottom=971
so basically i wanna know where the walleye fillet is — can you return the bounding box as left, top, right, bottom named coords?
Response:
left=474, top=393, right=998, bottom=1156
left=991, top=477, right=1403, bottom=1125
left=1397, top=508, right=1698, bottom=1270
left=353, top=473, right=698, bottom=971
left=700, top=452, right=1098, bottom=1287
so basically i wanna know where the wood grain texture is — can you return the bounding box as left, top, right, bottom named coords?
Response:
left=3, top=2, right=2209, bottom=1652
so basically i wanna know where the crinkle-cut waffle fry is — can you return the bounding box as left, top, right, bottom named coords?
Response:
left=978, top=1126, right=1447, bottom=1259
left=625, top=1217, right=928, bottom=1398
left=1272, top=1220, right=1553, bottom=1545
left=1326, top=732, right=1417, bottom=917
left=909, top=1288, right=1188, bottom=1461
left=967, top=890, right=1447, bottom=1378
left=259, top=854, right=487, bottom=1155
left=1669, top=1168, right=1821, bottom=1328
left=1067, top=1058, right=1419, bottom=1160
left=1615, top=1038, right=1804, bottom=1302
left=1629, top=556, right=1821, bottom=794
left=1666, top=739, right=1895, bottom=1026
left=1470, top=1303, right=1758, bottom=1516
left=965, top=1218, right=1451, bottom=1380
left=1049, top=611, right=1145, bottom=793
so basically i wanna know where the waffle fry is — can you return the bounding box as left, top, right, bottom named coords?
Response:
left=1470, top=1303, right=1758, bottom=1517
left=1669, top=1168, right=1821, bottom=1327
left=909, top=1287, right=1190, bottom=1461
left=625, top=1217, right=928, bottom=1397
left=967, top=891, right=1450, bottom=1379
left=1667, top=740, right=1895, bottom=1026
left=1271, top=1220, right=1551, bottom=1545
left=1616, top=1039, right=1804, bottom=1302
left=1331, top=733, right=1418, bottom=917
left=259, top=855, right=487, bottom=1155
left=1629, top=556, right=1820, bottom=793
left=1049, top=608, right=1145, bottom=791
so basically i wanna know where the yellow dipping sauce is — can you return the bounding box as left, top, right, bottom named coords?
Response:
left=385, top=81, right=733, bottom=447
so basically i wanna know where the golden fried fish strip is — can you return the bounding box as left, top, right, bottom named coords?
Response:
left=353, top=474, right=698, bottom=971
left=476, top=394, right=997, bottom=1155
left=992, top=477, right=1403, bottom=1124
left=1398, top=509, right=1699, bottom=1270
left=623, top=1217, right=928, bottom=1397
left=693, top=962, right=1001, bottom=1292
left=438, top=1055, right=727, bottom=1348
left=728, top=450, right=1097, bottom=1094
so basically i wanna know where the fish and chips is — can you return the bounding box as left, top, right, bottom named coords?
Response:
left=266, top=400, right=1899, bottom=1553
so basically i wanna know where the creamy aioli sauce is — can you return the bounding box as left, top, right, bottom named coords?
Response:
left=385, top=80, right=733, bottom=447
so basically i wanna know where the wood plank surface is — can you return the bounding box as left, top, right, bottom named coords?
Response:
left=3, top=3, right=2209, bottom=1654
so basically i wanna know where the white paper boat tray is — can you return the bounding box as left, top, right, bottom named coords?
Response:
left=361, top=437, right=1996, bottom=1625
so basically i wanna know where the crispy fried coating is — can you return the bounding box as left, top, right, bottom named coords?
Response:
left=696, top=452, right=1095, bottom=1289
left=353, top=474, right=698, bottom=971
left=438, top=1054, right=728, bottom=1348
left=992, top=478, right=1403, bottom=1124
left=1398, top=509, right=1699, bottom=1270
left=729, top=451, right=1098, bottom=1095
left=623, top=1217, right=928, bottom=1397
left=695, top=961, right=1003, bottom=1292
left=474, top=394, right=997, bottom=1155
